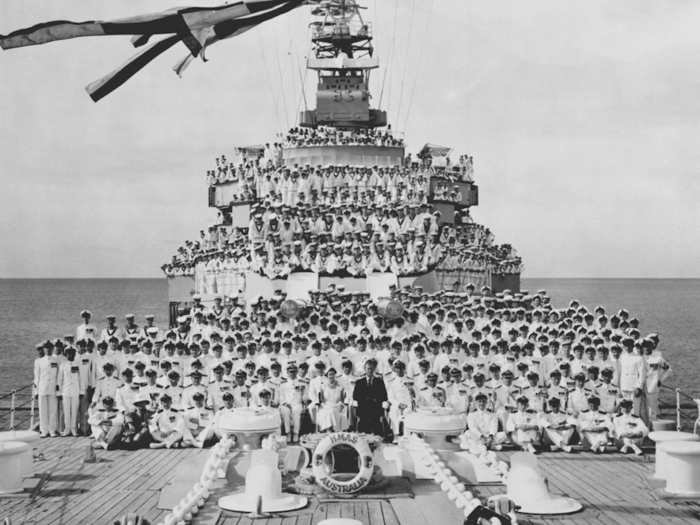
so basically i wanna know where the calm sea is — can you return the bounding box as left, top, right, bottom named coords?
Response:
left=0, top=277, right=697, bottom=407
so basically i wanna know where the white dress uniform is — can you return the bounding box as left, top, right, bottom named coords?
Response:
left=386, top=376, right=416, bottom=435
left=444, top=382, right=470, bottom=415
left=279, top=379, right=307, bottom=439
left=566, top=386, right=595, bottom=416
left=34, top=356, right=59, bottom=436
left=596, top=382, right=621, bottom=414
left=540, top=411, right=576, bottom=451
left=181, top=384, right=208, bottom=410
left=250, top=381, right=279, bottom=407
left=87, top=404, right=124, bottom=446
left=577, top=410, right=613, bottom=452
left=115, top=382, right=140, bottom=414
left=506, top=409, right=542, bottom=448
left=643, top=356, right=672, bottom=423
left=617, top=352, right=646, bottom=416
left=94, top=375, right=121, bottom=404
left=613, top=412, right=649, bottom=453
left=149, top=408, right=186, bottom=448
left=416, top=385, right=445, bottom=408
left=183, top=406, right=216, bottom=448
left=76, top=323, right=98, bottom=342
left=465, top=408, right=507, bottom=447
left=57, top=360, right=85, bottom=436
left=207, top=379, right=234, bottom=411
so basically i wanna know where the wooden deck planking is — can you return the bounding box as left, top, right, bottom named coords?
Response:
left=3, top=436, right=700, bottom=525
left=37, top=450, right=171, bottom=524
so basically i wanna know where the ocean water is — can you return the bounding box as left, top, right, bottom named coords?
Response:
left=0, top=277, right=697, bottom=407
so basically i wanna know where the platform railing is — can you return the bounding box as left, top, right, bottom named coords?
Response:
left=0, top=383, right=35, bottom=431
left=659, top=383, right=699, bottom=432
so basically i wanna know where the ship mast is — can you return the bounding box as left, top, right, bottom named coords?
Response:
left=300, top=0, right=387, bottom=130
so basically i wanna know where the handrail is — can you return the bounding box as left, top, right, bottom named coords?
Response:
left=0, top=383, right=35, bottom=431
left=0, top=383, right=33, bottom=401
left=659, top=384, right=699, bottom=431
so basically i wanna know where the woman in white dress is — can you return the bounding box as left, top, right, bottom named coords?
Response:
left=317, top=368, right=348, bottom=432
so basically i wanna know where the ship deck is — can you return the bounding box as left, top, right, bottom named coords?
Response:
left=1, top=436, right=698, bottom=525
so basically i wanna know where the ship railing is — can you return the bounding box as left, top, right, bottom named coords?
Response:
left=312, top=21, right=372, bottom=40
left=659, top=383, right=699, bottom=432
left=0, top=383, right=36, bottom=431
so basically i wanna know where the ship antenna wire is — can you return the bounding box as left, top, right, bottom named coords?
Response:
left=383, top=0, right=400, bottom=116
left=403, top=0, right=434, bottom=134
left=287, top=12, right=298, bottom=125
left=271, top=21, right=291, bottom=130
left=296, top=47, right=309, bottom=115
left=395, top=0, right=416, bottom=128
left=257, top=29, right=284, bottom=135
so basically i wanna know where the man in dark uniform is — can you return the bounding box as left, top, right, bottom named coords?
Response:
left=118, top=393, right=154, bottom=450
left=352, top=358, right=389, bottom=437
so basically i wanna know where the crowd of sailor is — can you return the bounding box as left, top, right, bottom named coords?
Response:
left=284, top=126, right=404, bottom=148
left=206, top=160, right=474, bottom=207
left=32, top=289, right=671, bottom=454
left=162, top=205, right=522, bottom=288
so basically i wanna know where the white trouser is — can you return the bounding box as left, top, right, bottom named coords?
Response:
left=280, top=404, right=303, bottom=434
left=645, top=392, right=659, bottom=423
left=615, top=435, right=643, bottom=450
left=153, top=429, right=184, bottom=448
left=62, top=396, right=79, bottom=435
left=511, top=428, right=540, bottom=446
left=543, top=427, right=575, bottom=448
left=389, top=405, right=415, bottom=435
left=185, top=424, right=216, bottom=448
left=91, top=423, right=123, bottom=444
left=580, top=430, right=609, bottom=451
left=39, top=395, right=58, bottom=436
left=463, top=429, right=507, bottom=447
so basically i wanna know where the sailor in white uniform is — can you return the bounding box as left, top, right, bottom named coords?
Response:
left=149, top=394, right=185, bottom=449
left=577, top=396, right=613, bottom=454
left=385, top=360, right=416, bottom=436
left=35, top=341, right=59, bottom=437
left=182, top=392, right=216, bottom=448
left=76, top=310, right=97, bottom=342
left=57, top=346, right=84, bottom=437
left=613, top=399, right=649, bottom=455
left=463, top=392, right=507, bottom=450
left=88, top=396, right=124, bottom=450
left=506, top=396, right=542, bottom=454
left=539, top=397, right=576, bottom=453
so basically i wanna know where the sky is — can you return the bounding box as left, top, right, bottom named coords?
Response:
left=0, top=0, right=699, bottom=279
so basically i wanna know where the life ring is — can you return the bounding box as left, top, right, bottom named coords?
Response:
left=312, top=432, right=374, bottom=494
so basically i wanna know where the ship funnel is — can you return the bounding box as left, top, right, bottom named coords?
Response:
left=280, top=299, right=308, bottom=319
left=375, top=299, right=404, bottom=319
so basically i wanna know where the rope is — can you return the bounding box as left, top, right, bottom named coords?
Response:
left=271, top=22, right=291, bottom=130
left=394, top=0, right=416, bottom=127
left=403, top=0, right=434, bottom=133
left=287, top=12, right=297, bottom=122
left=384, top=0, right=400, bottom=117
left=258, top=29, right=284, bottom=135
left=294, top=16, right=312, bottom=125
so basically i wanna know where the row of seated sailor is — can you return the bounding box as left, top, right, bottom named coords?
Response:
left=82, top=360, right=649, bottom=455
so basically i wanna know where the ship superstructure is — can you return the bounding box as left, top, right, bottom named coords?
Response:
left=164, top=0, right=523, bottom=319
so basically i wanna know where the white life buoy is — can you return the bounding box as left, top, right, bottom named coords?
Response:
left=312, top=433, right=374, bottom=494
